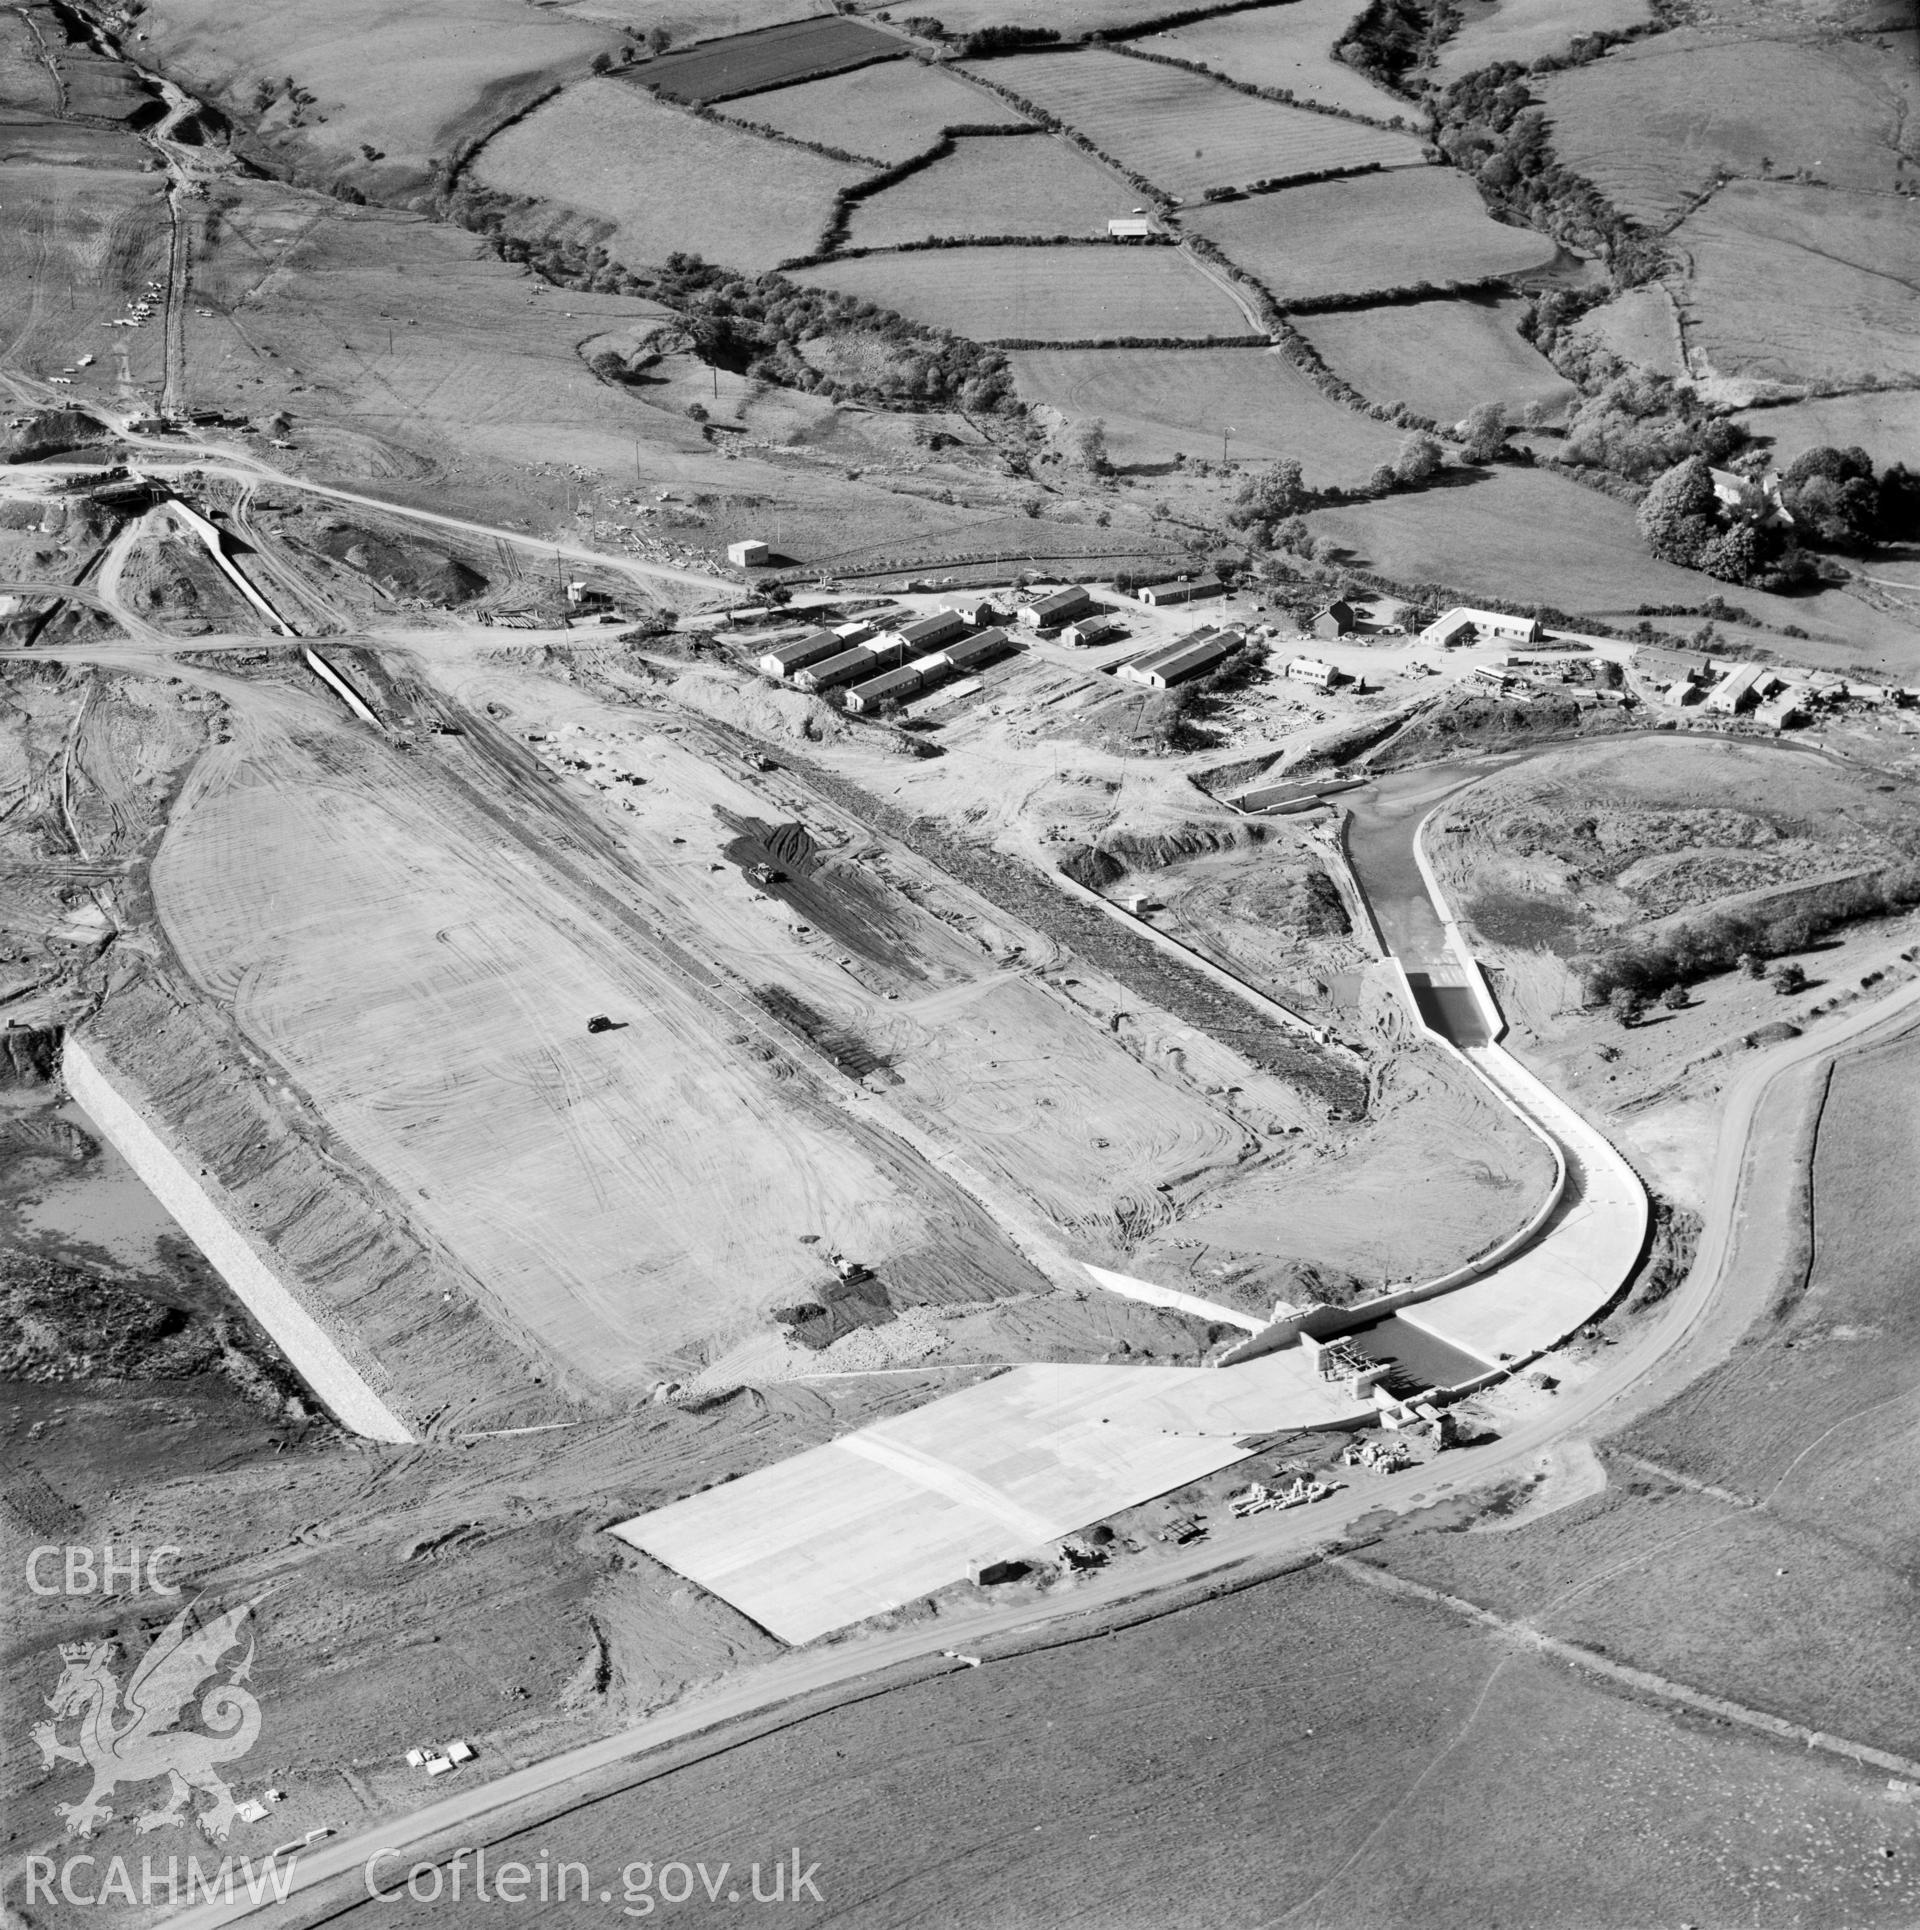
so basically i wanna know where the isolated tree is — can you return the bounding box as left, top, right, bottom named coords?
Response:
left=590, top=50, right=612, bottom=71
left=1522, top=397, right=1554, bottom=433
left=1459, top=401, right=1510, bottom=464
left=1071, top=417, right=1110, bottom=475
left=1608, top=987, right=1646, bottom=1028
left=1367, top=461, right=1398, bottom=495
left=1660, top=984, right=1691, bottom=1011
left=1394, top=431, right=1444, bottom=485
left=1738, top=951, right=1765, bottom=979
left=1771, top=962, right=1808, bottom=996
left=645, top=24, right=671, bottom=53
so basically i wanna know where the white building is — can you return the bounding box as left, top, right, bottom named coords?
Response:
left=1420, top=606, right=1542, bottom=649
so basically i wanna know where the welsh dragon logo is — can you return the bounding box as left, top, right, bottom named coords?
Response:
left=32, top=1598, right=262, bottom=1842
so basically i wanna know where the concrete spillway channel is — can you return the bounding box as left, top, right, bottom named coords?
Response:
left=1328, top=773, right=1650, bottom=1372
left=62, top=1034, right=414, bottom=1444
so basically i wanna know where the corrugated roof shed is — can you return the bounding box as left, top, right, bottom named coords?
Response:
left=938, top=627, right=1015, bottom=671
left=758, top=629, right=843, bottom=677
left=845, top=665, right=924, bottom=712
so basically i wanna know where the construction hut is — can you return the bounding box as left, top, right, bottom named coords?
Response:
left=794, top=638, right=906, bottom=692
left=1118, top=629, right=1235, bottom=688
left=1063, top=613, right=1124, bottom=648
left=1286, top=657, right=1345, bottom=691
left=845, top=664, right=924, bottom=713
left=727, top=539, right=770, bottom=568
left=1310, top=599, right=1359, bottom=639
left=1421, top=610, right=1477, bottom=649
left=1018, top=585, right=1095, bottom=630
left=944, top=594, right=1006, bottom=627
left=1422, top=605, right=1541, bottom=647
left=758, top=629, right=843, bottom=680
left=1136, top=574, right=1223, bottom=608
left=1703, top=661, right=1769, bottom=714
left=884, top=608, right=968, bottom=654
left=832, top=620, right=877, bottom=646
left=935, top=626, right=1015, bottom=673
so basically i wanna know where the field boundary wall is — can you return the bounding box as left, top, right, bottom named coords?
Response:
left=62, top=1034, right=415, bottom=1444
left=1331, top=1554, right=1920, bottom=1783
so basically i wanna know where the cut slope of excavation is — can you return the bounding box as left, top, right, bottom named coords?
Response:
left=150, top=704, right=1046, bottom=1396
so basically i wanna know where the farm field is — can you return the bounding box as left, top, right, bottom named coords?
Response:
left=729, top=56, right=1022, bottom=164
left=790, top=243, right=1253, bottom=342
left=898, top=0, right=1256, bottom=28
left=1187, top=168, right=1558, bottom=302
left=1307, top=469, right=1920, bottom=664
left=1625, top=1022, right=1920, bottom=1510
left=1737, top=391, right=1920, bottom=473
left=552, top=0, right=820, bottom=36
left=1295, top=295, right=1575, bottom=424
left=635, top=12, right=904, bottom=102
left=1136, top=0, right=1415, bottom=120
left=473, top=78, right=862, bottom=273
left=131, top=0, right=614, bottom=181
left=1568, top=284, right=1689, bottom=379
left=846, top=134, right=1133, bottom=247
left=1434, top=0, right=1655, bottom=82
left=342, top=1558, right=1920, bottom=1929
left=1011, top=344, right=1408, bottom=483
left=965, top=48, right=1425, bottom=196
left=1544, top=33, right=1920, bottom=227
left=1376, top=1013, right=1920, bottom=1757
left=0, top=160, right=171, bottom=398
left=172, top=183, right=717, bottom=504
left=1673, top=182, right=1920, bottom=392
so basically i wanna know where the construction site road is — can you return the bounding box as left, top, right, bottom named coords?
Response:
left=16, top=444, right=741, bottom=602
left=161, top=971, right=1920, bottom=1930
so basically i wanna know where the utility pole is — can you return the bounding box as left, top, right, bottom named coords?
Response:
left=1222, top=424, right=1234, bottom=466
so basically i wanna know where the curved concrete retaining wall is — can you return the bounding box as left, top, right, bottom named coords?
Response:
left=1220, top=784, right=1643, bottom=1377
left=63, top=1035, right=414, bottom=1444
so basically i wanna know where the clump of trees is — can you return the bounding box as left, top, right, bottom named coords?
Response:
left=649, top=255, right=1020, bottom=414
left=1226, top=459, right=1308, bottom=543
left=1457, top=401, right=1512, bottom=464
left=1636, top=442, right=1916, bottom=587
left=1394, top=430, right=1444, bottom=483
left=1433, top=64, right=1663, bottom=282
left=1775, top=445, right=1919, bottom=552
left=1635, top=455, right=1806, bottom=588
left=1581, top=866, right=1920, bottom=1005
left=949, top=23, right=1059, bottom=55
left=1563, top=372, right=1745, bottom=483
